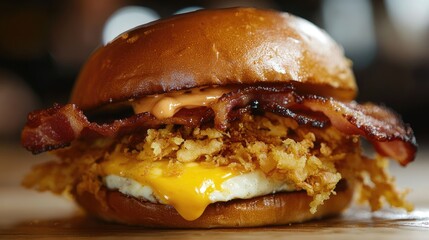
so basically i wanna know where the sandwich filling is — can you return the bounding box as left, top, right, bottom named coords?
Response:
left=22, top=86, right=414, bottom=221
left=98, top=113, right=348, bottom=220
left=103, top=164, right=294, bottom=220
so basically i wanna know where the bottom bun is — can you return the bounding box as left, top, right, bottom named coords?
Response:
left=75, top=183, right=354, bottom=228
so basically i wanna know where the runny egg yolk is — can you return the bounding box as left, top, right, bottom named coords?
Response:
left=101, top=152, right=238, bottom=220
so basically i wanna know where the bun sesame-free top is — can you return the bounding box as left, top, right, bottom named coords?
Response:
left=71, top=8, right=356, bottom=111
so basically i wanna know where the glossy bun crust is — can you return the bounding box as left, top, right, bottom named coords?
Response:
left=75, top=186, right=353, bottom=228
left=71, top=8, right=356, bottom=111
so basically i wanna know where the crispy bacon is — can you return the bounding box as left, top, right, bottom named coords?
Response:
left=22, top=104, right=214, bottom=154
left=21, top=87, right=416, bottom=165
left=212, top=86, right=330, bottom=130
left=300, top=96, right=416, bottom=165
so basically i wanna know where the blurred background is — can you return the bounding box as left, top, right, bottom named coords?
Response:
left=0, top=0, right=428, bottom=142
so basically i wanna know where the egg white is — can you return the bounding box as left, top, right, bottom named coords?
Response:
left=104, top=170, right=295, bottom=204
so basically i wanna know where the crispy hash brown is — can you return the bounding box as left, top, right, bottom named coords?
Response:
left=23, top=112, right=412, bottom=214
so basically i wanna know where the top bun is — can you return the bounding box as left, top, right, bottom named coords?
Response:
left=71, top=8, right=356, bottom=111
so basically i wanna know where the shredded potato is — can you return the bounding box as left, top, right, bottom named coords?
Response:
left=22, top=112, right=413, bottom=213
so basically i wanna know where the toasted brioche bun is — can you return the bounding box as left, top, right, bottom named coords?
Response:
left=75, top=184, right=353, bottom=228
left=70, top=8, right=356, bottom=228
left=71, top=8, right=356, bottom=111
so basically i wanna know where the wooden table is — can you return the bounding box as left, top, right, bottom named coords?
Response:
left=1, top=142, right=428, bottom=239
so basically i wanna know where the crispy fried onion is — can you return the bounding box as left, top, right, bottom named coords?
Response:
left=21, top=86, right=416, bottom=165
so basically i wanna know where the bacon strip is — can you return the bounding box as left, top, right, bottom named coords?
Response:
left=21, top=87, right=416, bottom=166
left=212, top=86, right=330, bottom=130
left=22, top=104, right=213, bottom=154
left=300, top=96, right=416, bottom=165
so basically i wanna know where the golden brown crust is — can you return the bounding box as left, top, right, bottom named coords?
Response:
left=75, top=185, right=354, bottom=228
left=70, top=8, right=356, bottom=111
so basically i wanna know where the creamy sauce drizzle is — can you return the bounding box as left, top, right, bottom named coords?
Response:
left=132, top=87, right=231, bottom=119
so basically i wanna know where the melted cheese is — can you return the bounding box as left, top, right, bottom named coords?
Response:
left=102, top=153, right=234, bottom=220
left=102, top=152, right=294, bottom=221
left=132, top=87, right=231, bottom=119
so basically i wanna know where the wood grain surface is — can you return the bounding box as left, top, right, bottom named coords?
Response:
left=1, top=143, right=428, bottom=239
